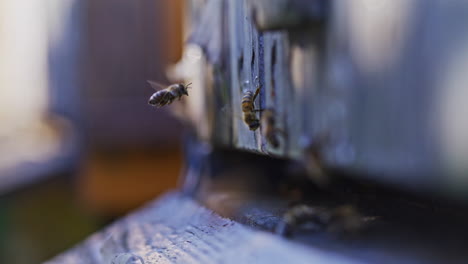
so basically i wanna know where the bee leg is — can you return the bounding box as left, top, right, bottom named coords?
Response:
left=165, top=94, right=175, bottom=105
left=252, top=86, right=261, bottom=102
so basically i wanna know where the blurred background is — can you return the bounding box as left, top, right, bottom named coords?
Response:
left=0, top=0, right=184, bottom=263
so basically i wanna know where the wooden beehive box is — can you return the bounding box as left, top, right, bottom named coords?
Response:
left=175, top=0, right=468, bottom=199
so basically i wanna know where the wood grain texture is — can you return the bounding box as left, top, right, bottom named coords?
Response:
left=45, top=192, right=362, bottom=264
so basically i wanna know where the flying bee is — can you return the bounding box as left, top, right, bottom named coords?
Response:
left=241, top=85, right=261, bottom=131
left=147, top=80, right=192, bottom=108
left=260, top=109, right=284, bottom=148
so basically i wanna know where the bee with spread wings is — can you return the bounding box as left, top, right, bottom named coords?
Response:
left=147, top=80, right=192, bottom=108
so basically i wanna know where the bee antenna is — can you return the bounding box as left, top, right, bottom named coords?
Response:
left=186, top=82, right=193, bottom=89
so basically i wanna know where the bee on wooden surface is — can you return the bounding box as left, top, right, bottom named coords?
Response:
left=275, top=204, right=363, bottom=237
left=147, top=80, right=192, bottom=108
left=241, top=85, right=261, bottom=131
left=261, top=109, right=283, bottom=148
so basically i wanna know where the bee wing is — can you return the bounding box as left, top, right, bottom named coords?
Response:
left=147, top=80, right=168, bottom=91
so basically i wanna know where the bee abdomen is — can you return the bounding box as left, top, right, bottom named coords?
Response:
left=241, top=91, right=255, bottom=112
left=243, top=112, right=260, bottom=131
left=148, top=90, right=175, bottom=107
left=148, top=91, right=165, bottom=105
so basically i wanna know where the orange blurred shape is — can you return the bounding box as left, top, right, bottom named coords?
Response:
left=78, top=148, right=181, bottom=216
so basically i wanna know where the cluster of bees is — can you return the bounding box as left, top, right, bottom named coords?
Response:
left=148, top=81, right=369, bottom=235
left=148, top=80, right=282, bottom=149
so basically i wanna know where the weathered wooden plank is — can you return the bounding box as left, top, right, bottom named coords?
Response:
left=45, top=192, right=362, bottom=264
